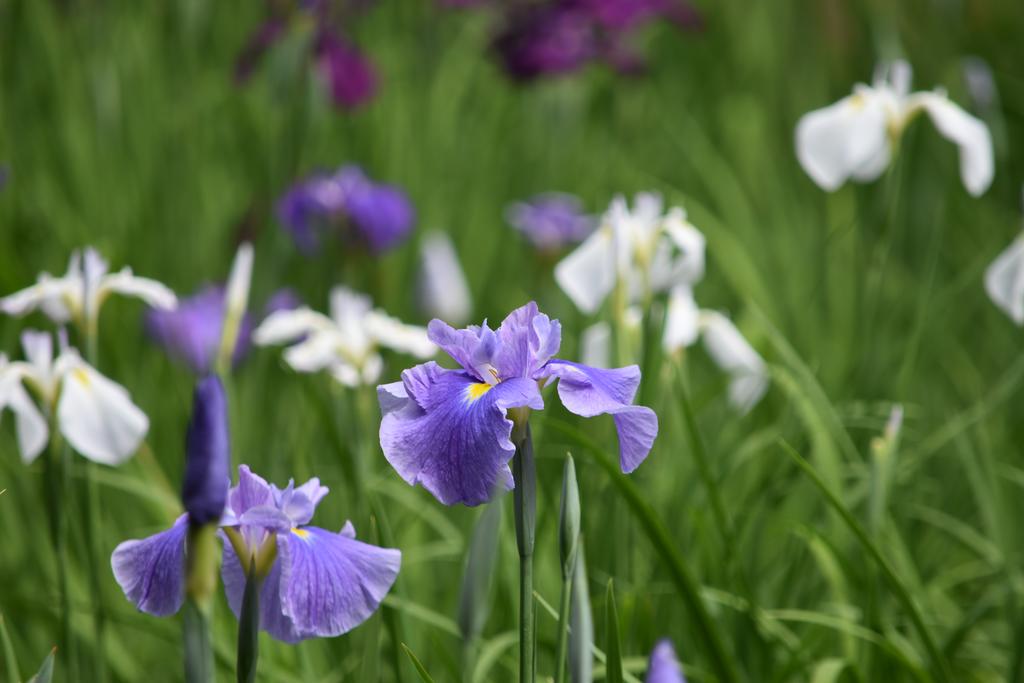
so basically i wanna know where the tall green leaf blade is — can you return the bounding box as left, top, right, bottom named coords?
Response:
left=605, top=581, right=623, bottom=683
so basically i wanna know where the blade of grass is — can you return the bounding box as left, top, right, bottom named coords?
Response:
left=546, top=419, right=741, bottom=683
left=779, top=440, right=950, bottom=683
left=402, top=644, right=437, bottom=683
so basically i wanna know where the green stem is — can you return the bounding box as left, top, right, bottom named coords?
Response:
left=553, top=573, right=573, bottom=683
left=237, top=561, right=261, bottom=683
left=511, top=418, right=535, bottom=683
left=83, top=460, right=108, bottom=683
left=183, top=599, right=214, bottom=683
left=43, top=431, right=75, bottom=680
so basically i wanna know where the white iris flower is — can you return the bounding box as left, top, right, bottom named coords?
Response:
left=0, top=247, right=177, bottom=336
left=0, top=330, right=149, bottom=465
left=796, top=60, right=994, bottom=196
left=254, top=286, right=436, bottom=387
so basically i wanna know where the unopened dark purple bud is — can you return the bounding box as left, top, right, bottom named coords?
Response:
left=182, top=375, right=231, bottom=525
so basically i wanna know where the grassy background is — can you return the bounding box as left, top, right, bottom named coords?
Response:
left=2, top=0, right=1024, bottom=681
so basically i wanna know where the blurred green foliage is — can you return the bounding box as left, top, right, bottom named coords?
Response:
left=1, top=0, right=1024, bottom=681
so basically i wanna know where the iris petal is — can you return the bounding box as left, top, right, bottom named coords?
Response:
left=378, top=362, right=544, bottom=505
left=543, top=360, right=658, bottom=473
left=111, top=515, right=188, bottom=617
left=278, top=526, right=401, bottom=639
left=221, top=536, right=305, bottom=643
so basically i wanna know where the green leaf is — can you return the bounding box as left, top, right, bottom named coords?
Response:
left=402, top=644, right=437, bottom=683
left=604, top=581, right=623, bottom=683
left=810, top=658, right=849, bottom=683
left=457, top=497, right=503, bottom=642
left=547, top=419, right=740, bottom=683
left=569, top=541, right=593, bottom=683
left=236, top=562, right=260, bottom=683
left=779, top=440, right=952, bottom=683
left=0, top=612, right=20, bottom=683
left=26, top=647, right=55, bottom=683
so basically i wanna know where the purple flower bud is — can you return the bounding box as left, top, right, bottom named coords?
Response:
left=314, top=32, right=378, bottom=110
left=182, top=376, right=231, bottom=525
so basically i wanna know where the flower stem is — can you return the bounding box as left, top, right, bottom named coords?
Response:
left=43, top=430, right=76, bottom=680
left=83, top=459, right=109, bottom=682
left=237, top=560, right=261, bottom=683
left=184, top=523, right=218, bottom=683
left=511, top=418, right=535, bottom=683
left=553, top=573, right=572, bottom=683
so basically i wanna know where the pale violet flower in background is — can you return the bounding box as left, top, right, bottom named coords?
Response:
left=796, top=60, right=994, bottom=196
left=0, top=330, right=149, bottom=464
left=555, top=193, right=705, bottom=315
left=0, top=247, right=177, bottom=335
left=417, top=231, right=473, bottom=326
left=505, top=193, right=594, bottom=251
left=254, top=285, right=436, bottom=387
left=645, top=639, right=687, bottom=683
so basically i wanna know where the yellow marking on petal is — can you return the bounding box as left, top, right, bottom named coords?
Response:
left=292, top=527, right=309, bottom=538
left=72, top=368, right=90, bottom=386
left=467, top=382, right=493, bottom=402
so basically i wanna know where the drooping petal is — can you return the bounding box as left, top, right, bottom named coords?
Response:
left=111, top=515, right=188, bottom=617
left=252, top=307, right=334, bottom=346
left=555, top=225, right=617, bottom=315
left=378, top=362, right=543, bottom=505
left=281, top=330, right=343, bottom=374
left=698, top=312, right=769, bottom=414
left=505, top=193, right=594, bottom=250
left=663, top=285, right=700, bottom=353
left=365, top=311, right=437, bottom=359
left=0, top=276, right=72, bottom=322
left=494, top=302, right=562, bottom=380
left=795, top=88, right=891, bottom=191
left=0, top=369, right=48, bottom=464
left=100, top=269, right=178, bottom=311
left=417, top=231, right=473, bottom=325
left=912, top=91, right=994, bottom=196
left=657, top=208, right=706, bottom=289
left=276, top=526, right=401, bottom=639
left=542, top=360, right=658, bottom=473
left=57, top=360, right=149, bottom=465
left=645, top=639, right=687, bottom=683
left=984, top=235, right=1024, bottom=325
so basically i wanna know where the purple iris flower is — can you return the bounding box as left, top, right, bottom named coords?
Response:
left=236, top=2, right=379, bottom=110
left=489, top=0, right=702, bottom=81
left=277, top=165, right=414, bottom=254
left=146, top=287, right=299, bottom=375
left=112, top=465, right=401, bottom=642
left=506, top=193, right=594, bottom=250
left=646, top=639, right=687, bottom=683
left=494, top=5, right=598, bottom=80
left=378, top=302, right=658, bottom=506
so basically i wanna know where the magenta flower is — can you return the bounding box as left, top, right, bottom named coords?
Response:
left=488, top=0, right=702, bottom=81
left=235, top=1, right=379, bottom=110
left=378, top=302, right=658, bottom=505
left=112, top=465, right=400, bottom=641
